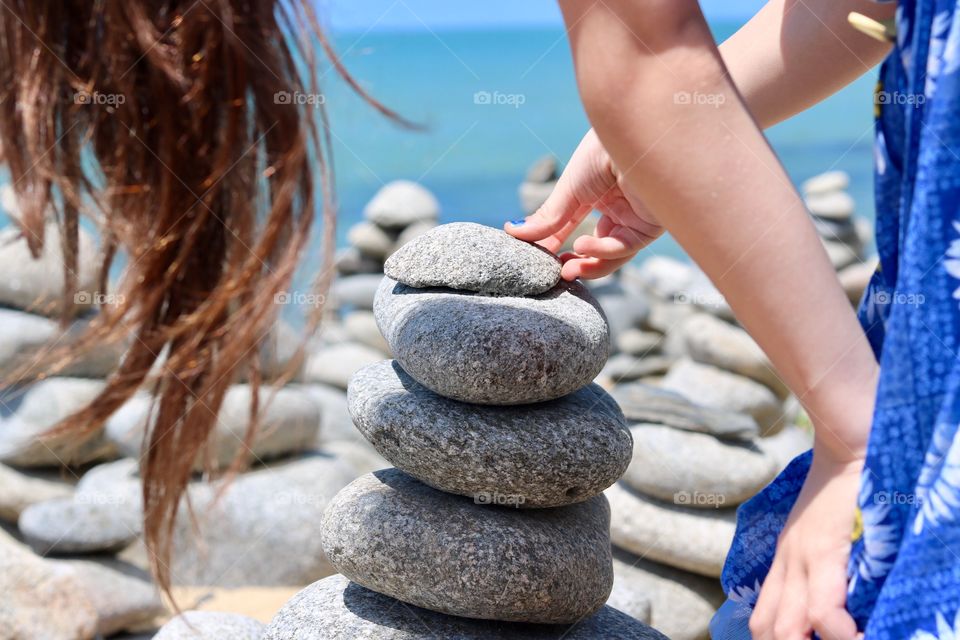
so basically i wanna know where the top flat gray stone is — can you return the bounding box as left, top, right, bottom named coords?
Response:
left=384, top=222, right=562, bottom=296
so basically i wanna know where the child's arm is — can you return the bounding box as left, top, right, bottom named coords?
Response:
left=511, top=2, right=878, bottom=638
left=721, top=0, right=895, bottom=128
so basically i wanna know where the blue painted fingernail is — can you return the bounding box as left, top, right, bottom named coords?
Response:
left=508, top=218, right=526, bottom=226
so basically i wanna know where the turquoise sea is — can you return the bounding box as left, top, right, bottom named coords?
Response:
left=0, top=21, right=879, bottom=272
left=321, top=22, right=879, bottom=263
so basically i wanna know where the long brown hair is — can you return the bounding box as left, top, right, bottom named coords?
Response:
left=0, top=0, right=404, bottom=596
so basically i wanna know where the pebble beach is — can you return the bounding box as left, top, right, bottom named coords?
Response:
left=0, top=156, right=878, bottom=639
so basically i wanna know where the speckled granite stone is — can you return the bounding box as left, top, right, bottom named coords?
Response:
left=155, top=612, right=265, bottom=639
left=384, top=222, right=561, bottom=296
left=622, top=423, right=778, bottom=507
left=610, top=381, right=759, bottom=440
left=374, top=277, right=608, bottom=404
left=606, top=481, right=736, bottom=578
left=264, top=574, right=667, bottom=639
left=348, top=360, right=630, bottom=507
left=320, top=469, right=614, bottom=624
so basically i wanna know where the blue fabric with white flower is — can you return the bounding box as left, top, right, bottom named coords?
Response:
left=712, top=2, right=960, bottom=638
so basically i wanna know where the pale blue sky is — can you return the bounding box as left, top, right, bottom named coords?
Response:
left=323, top=1, right=768, bottom=32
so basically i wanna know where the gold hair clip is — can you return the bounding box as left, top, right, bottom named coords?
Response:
left=848, top=11, right=897, bottom=43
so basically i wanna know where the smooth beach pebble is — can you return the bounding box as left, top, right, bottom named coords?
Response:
left=0, top=377, right=116, bottom=467
left=347, top=221, right=398, bottom=260
left=374, top=277, right=609, bottom=404
left=0, top=463, right=72, bottom=523
left=384, top=222, right=561, bottom=296
left=611, top=547, right=725, bottom=640
left=155, top=611, right=265, bottom=640
left=610, top=381, right=759, bottom=440
left=363, top=180, right=439, bottom=229
left=0, top=222, right=100, bottom=317
left=320, top=469, right=614, bottom=624
left=661, top=359, right=783, bottom=435
left=264, top=574, right=666, bottom=640
left=622, top=423, right=778, bottom=507
left=606, top=481, right=736, bottom=578
left=805, top=190, right=855, bottom=220
left=19, top=497, right=141, bottom=554
left=679, top=313, right=788, bottom=397
left=0, top=537, right=99, bottom=640
left=64, top=557, right=166, bottom=637
left=801, top=170, right=850, bottom=196
left=347, top=360, right=631, bottom=507
left=105, top=384, right=321, bottom=470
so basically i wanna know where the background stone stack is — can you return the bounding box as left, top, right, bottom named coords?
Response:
left=262, top=222, right=664, bottom=638
left=800, top=170, right=879, bottom=304
left=313, top=180, right=441, bottom=390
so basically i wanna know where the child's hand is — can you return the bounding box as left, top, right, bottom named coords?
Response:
left=750, top=451, right=864, bottom=640
left=505, top=129, right=663, bottom=280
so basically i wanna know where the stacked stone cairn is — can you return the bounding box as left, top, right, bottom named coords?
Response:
left=262, top=222, right=666, bottom=638
left=801, top=170, right=878, bottom=303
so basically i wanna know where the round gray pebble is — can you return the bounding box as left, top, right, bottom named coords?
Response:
left=155, top=611, right=265, bottom=639
left=348, top=360, right=631, bottom=507
left=320, top=469, right=614, bottom=624
left=374, top=277, right=609, bottom=405
left=384, top=222, right=561, bottom=296
left=264, top=574, right=666, bottom=640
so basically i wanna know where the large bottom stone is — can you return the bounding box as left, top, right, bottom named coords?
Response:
left=264, top=574, right=666, bottom=640
left=348, top=361, right=631, bottom=507
left=321, top=469, right=614, bottom=624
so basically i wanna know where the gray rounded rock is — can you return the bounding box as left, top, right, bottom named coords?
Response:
left=364, top=181, right=439, bottom=229
left=348, top=360, right=631, bottom=507
left=611, top=547, right=725, bottom=640
left=19, top=497, right=141, bottom=554
left=384, top=222, right=561, bottom=296
left=611, top=381, right=759, bottom=440
left=264, top=574, right=666, bottom=640
left=622, top=423, right=778, bottom=507
left=321, top=469, right=614, bottom=624
left=156, top=611, right=265, bottom=640
left=606, top=481, right=736, bottom=578
left=661, top=359, right=783, bottom=435
left=374, top=277, right=609, bottom=404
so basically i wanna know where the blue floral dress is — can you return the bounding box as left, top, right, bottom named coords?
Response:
left=712, top=2, right=960, bottom=638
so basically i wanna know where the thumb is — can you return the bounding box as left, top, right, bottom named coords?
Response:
left=505, top=182, right=589, bottom=249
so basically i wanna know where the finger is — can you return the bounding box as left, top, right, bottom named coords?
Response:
left=538, top=215, right=588, bottom=254
left=506, top=183, right=590, bottom=243
left=573, top=222, right=651, bottom=260
left=809, top=560, right=858, bottom=640
left=772, top=565, right=811, bottom=640
left=751, top=560, right=787, bottom=640
left=560, top=255, right=632, bottom=281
